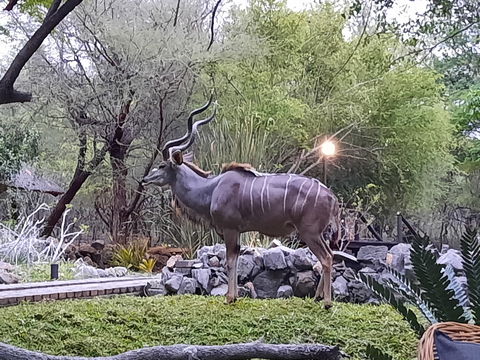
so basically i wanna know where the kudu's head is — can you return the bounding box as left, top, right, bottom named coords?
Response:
left=142, top=97, right=216, bottom=187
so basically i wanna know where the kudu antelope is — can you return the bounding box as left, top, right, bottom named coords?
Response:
left=142, top=99, right=341, bottom=308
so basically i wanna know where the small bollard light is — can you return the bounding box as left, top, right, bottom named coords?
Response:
left=50, top=263, right=59, bottom=280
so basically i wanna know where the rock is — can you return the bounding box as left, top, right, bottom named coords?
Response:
left=333, top=261, right=347, bottom=273
left=348, top=279, right=373, bottom=303
left=388, top=243, right=412, bottom=274
left=174, top=267, right=192, bottom=276
left=161, top=266, right=174, bottom=282
left=263, top=247, right=287, bottom=270
left=357, top=245, right=388, bottom=263
left=0, top=270, right=20, bottom=284
left=208, top=256, right=221, bottom=267
left=147, top=283, right=167, bottom=296
left=91, top=240, right=105, bottom=251
left=176, top=260, right=201, bottom=268
left=441, top=244, right=450, bottom=255
left=165, top=274, right=184, bottom=293
left=332, top=276, right=349, bottom=300
left=113, top=266, right=128, bottom=277
left=238, top=286, right=251, bottom=298
left=333, top=251, right=358, bottom=263
left=210, top=270, right=228, bottom=288
left=277, top=285, right=293, bottom=298
left=78, top=244, right=98, bottom=257
left=74, top=263, right=99, bottom=279
left=0, top=261, right=15, bottom=272
left=252, top=270, right=287, bottom=299
left=342, top=267, right=356, bottom=281
left=213, top=244, right=226, bottom=260
left=268, top=239, right=283, bottom=248
left=83, top=256, right=95, bottom=267
left=237, top=255, right=256, bottom=282
left=358, top=267, right=379, bottom=279
left=166, top=255, right=183, bottom=269
left=178, top=278, right=197, bottom=295
left=291, top=248, right=315, bottom=270
left=313, top=261, right=323, bottom=276
left=105, top=267, right=118, bottom=277
left=244, top=282, right=257, bottom=299
left=293, top=271, right=317, bottom=298
left=97, top=269, right=108, bottom=277
left=211, top=284, right=228, bottom=296
left=192, top=269, right=211, bottom=292
left=437, top=249, right=463, bottom=272
left=197, top=245, right=214, bottom=259
left=241, top=247, right=255, bottom=255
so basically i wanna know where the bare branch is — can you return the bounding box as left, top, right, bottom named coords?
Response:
left=207, top=0, right=222, bottom=51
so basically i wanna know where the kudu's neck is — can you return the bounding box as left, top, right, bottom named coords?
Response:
left=171, top=164, right=219, bottom=216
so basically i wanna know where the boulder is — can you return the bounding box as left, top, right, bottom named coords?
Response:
left=165, top=274, right=184, bottom=293
left=237, top=255, right=256, bottom=282
left=291, top=248, right=315, bottom=271
left=166, top=255, right=182, bottom=269
left=211, top=284, right=228, bottom=296
left=192, top=269, right=211, bottom=292
left=113, top=266, right=128, bottom=277
left=178, top=278, right=197, bottom=295
left=146, top=281, right=167, bottom=296
left=277, top=285, right=293, bottom=298
left=342, top=267, right=357, bottom=281
left=263, top=247, right=287, bottom=270
left=252, top=270, right=287, bottom=299
left=91, top=240, right=105, bottom=251
left=357, top=245, right=388, bottom=263
left=0, top=270, right=20, bottom=284
left=437, top=249, right=463, bottom=272
left=207, top=256, right=220, bottom=267
left=293, top=271, right=317, bottom=298
left=388, top=243, right=412, bottom=274
left=332, top=276, right=349, bottom=300
left=0, top=261, right=15, bottom=272
left=348, top=279, right=373, bottom=303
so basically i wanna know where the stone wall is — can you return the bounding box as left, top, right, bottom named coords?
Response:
left=146, top=240, right=466, bottom=303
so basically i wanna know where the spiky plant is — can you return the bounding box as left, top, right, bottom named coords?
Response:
left=360, top=228, right=480, bottom=360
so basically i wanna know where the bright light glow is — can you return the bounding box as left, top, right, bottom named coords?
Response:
left=320, top=140, right=336, bottom=156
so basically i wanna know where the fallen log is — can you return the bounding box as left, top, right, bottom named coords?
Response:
left=0, top=341, right=344, bottom=360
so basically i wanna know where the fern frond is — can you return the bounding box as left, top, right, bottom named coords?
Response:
left=359, top=273, right=425, bottom=336
left=384, top=267, right=437, bottom=324
left=442, top=264, right=472, bottom=322
left=365, top=345, right=395, bottom=360
left=410, top=234, right=467, bottom=323
left=460, top=228, right=480, bottom=324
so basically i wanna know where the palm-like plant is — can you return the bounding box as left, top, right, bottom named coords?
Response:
left=359, top=227, right=479, bottom=359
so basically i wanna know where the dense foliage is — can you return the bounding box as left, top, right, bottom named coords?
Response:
left=0, top=0, right=478, bottom=245
left=0, top=296, right=417, bottom=360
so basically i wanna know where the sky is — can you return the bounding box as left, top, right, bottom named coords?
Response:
left=0, top=0, right=428, bottom=65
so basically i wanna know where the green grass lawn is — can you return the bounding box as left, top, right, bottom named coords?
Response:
left=0, top=295, right=417, bottom=359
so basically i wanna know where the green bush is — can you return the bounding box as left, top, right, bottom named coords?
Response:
left=0, top=296, right=417, bottom=359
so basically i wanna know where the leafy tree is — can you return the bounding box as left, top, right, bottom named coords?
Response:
left=0, top=124, right=38, bottom=181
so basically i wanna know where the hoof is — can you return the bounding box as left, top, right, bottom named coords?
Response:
left=324, top=303, right=333, bottom=310
left=225, top=295, right=237, bottom=304
left=314, top=297, right=322, bottom=303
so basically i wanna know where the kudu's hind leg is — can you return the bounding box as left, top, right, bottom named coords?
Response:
left=224, top=229, right=240, bottom=304
left=301, top=232, right=333, bottom=309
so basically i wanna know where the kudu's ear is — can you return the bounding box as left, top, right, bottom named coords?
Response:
left=172, top=151, right=183, bottom=165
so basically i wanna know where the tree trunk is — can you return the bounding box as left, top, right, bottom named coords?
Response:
left=41, top=133, right=107, bottom=238
left=40, top=167, right=90, bottom=238
left=110, top=145, right=130, bottom=245
left=0, top=341, right=343, bottom=360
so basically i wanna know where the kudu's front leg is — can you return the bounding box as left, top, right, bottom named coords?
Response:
left=224, top=229, right=240, bottom=304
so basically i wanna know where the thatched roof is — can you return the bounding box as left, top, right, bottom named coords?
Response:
left=0, top=166, right=64, bottom=196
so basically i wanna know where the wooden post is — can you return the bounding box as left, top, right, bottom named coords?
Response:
left=396, top=212, right=402, bottom=243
